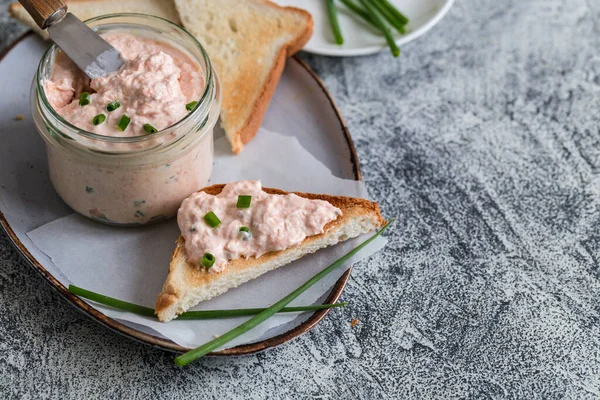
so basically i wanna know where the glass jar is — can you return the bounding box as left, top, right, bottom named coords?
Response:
left=30, top=14, right=221, bottom=226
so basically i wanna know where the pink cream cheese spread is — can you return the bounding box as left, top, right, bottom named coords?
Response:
left=178, top=181, right=343, bottom=273
left=40, top=32, right=214, bottom=225
left=45, top=33, right=203, bottom=136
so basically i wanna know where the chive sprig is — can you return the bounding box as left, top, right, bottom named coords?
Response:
left=359, top=0, right=400, bottom=57
left=371, top=0, right=406, bottom=34
left=377, top=0, right=409, bottom=25
left=327, top=0, right=344, bottom=45
left=329, top=0, right=408, bottom=57
left=68, top=284, right=347, bottom=320
left=339, top=0, right=378, bottom=30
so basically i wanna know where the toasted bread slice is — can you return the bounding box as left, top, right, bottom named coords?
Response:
left=8, top=0, right=180, bottom=38
left=173, top=0, right=313, bottom=153
left=155, top=185, right=385, bottom=322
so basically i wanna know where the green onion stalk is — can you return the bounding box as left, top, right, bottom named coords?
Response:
left=68, top=285, right=348, bottom=320
left=359, top=0, right=400, bottom=57
left=327, top=0, right=344, bottom=45
left=371, top=0, right=406, bottom=34
left=375, top=0, right=409, bottom=25
left=339, top=0, right=378, bottom=30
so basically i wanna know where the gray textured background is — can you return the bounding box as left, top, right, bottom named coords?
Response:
left=2, top=0, right=600, bottom=398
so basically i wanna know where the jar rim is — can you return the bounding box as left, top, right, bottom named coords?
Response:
left=35, top=13, right=214, bottom=144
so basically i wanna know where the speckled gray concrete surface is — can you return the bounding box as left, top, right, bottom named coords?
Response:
left=2, top=0, right=600, bottom=398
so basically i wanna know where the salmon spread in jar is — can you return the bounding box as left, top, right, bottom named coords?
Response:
left=30, top=14, right=221, bottom=226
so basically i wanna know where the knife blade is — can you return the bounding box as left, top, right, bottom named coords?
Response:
left=48, top=13, right=124, bottom=79
left=18, top=0, right=124, bottom=79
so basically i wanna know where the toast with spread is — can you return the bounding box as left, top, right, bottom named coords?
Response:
left=155, top=183, right=385, bottom=322
left=8, top=0, right=313, bottom=154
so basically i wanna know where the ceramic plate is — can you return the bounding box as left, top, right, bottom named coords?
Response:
left=0, top=33, right=360, bottom=355
left=273, top=0, right=454, bottom=56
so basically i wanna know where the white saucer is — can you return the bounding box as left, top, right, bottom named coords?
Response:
left=272, top=0, right=454, bottom=57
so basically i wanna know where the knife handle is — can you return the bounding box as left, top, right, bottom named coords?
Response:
left=18, top=0, right=68, bottom=30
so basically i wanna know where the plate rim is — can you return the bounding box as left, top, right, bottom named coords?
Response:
left=0, top=32, right=362, bottom=356
left=297, top=0, right=455, bottom=57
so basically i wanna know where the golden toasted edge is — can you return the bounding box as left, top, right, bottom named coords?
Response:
left=233, top=4, right=314, bottom=153
left=154, top=237, right=186, bottom=316
left=155, top=184, right=385, bottom=317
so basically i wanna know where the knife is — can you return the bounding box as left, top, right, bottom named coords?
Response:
left=18, top=0, right=124, bottom=78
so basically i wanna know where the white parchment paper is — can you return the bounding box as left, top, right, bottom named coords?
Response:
left=27, top=128, right=387, bottom=350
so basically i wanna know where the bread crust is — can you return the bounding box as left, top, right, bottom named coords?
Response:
left=234, top=4, right=314, bottom=153
left=155, top=184, right=385, bottom=321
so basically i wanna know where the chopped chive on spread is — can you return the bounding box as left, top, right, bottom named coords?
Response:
left=143, top=123, right=158, bottom=134
left=237, top=195, right=252, bottom=209
left=85, top=186, right=94, bottom=193
left=201, top=253, right=215, bottom=268
left=92, top=114, right=106, bottom=125
left=186, top=101, right=198, bottom=111
left=135, top=210, right=145, bottom=218
left=238, top=226, right=252, bottom=240
left=106, top=100, right=121, bottom=112
left=117, top=114, right=131, bottom=131
left=133, top=200, right=145, bottom=207
left=204, top=211, right=221, bottom=228
left=79, top=92, right=91, bottom=106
